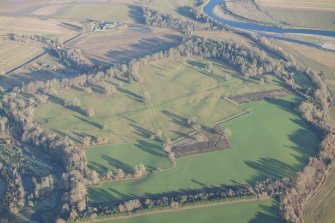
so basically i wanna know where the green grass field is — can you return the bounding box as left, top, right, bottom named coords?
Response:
left=86, top=142, right=170, bottom=175
left=97, top=199, right=282, bottom=223
left=88, top=96, right=319, bottom=202
left=303, top=166, right=335, bottom=223
left=34, top=57, right=279, bottom=145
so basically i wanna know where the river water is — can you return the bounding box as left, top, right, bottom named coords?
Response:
left=203, top=0, right=335, bottom=37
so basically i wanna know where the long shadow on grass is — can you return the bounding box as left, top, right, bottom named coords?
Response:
left=264, top=97, right=297, bottom=113
left=53, top=129, right=82, bottom=144
left=117, top=87, right=143, bottom=102
left=88, top=187, right=128, bottom=203
left=249, top=202, right=283, bottom=223
left=73, top=114, right=102, bottom=129
left=102, top=155, right=134, bottom=173
left=176, top=6, right=194, bottom=19
left=162, top=110, right=187, bottom=127
left=135, top=140, right=167, bottom=158
left=105, top=35, right=182, bottom=63
left=48, top=94, right=92, bottom=117
left=130, top=123, right=153, bottom=138
left=245, top=158, right=299, bottom=183
left=88, top=161, right=108, bottom=175
left=128, top=4, right=145, bottom=24
left=89, top=83, right=105, bottom=94
left=245, top=98, right=319, bottom=183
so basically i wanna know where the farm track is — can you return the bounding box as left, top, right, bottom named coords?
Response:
left=82, top=197, right=269, bottom=223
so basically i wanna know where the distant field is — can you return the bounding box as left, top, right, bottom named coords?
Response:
left=257, top=0, right=335, bottom=10
left=98, top=199, right=282, bottom=223
left=0, top=16, right=78, bottom=39
left=57, top=2, right=135, bottom=22
left=221, top=0, right=335, bottom=30
left=69, top=25, right=182, bottom=64
left=224, top=0, right=277, bottom=24
left=88, top=96, right=319, bottom=202
left=0, top=40, right=43, bottom=73
left=303, top=167, right=335, bottom=223
left=148, top=0, right=195, bottom=19
left=268, top=39, right=335, bottom=78
left=264, top=7, right=335, bottom=30
left=258, top=0, right=335, bottom=29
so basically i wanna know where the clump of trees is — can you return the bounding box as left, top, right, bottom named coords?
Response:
left=143, top=7, right=202, bottom=34
left=2, top=170, right=25, bottom=214
left=187, top=116, right=201, bottom=130
left=142, top=90, right=151, bottom=103
left=31, top=175, right=55, bottom=199
left=0, top=116, right=9, bottom=139
left=53, top=46, right=93, bottom=70
left=85, top=108, right=95, bottom=118
left=213, top=126, right=232, bottom=138
left=64, top=98, right=81, bottom=108
left=134, top=163, right=147, bottom=178
left=103, top=85, right=116, bottom=96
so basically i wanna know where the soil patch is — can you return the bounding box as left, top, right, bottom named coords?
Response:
left=172, top=130, right=230, bottom=158
left=228, top=89, right=290, bottom=103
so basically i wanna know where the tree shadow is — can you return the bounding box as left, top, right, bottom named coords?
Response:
left=249, top=202, right=283, bottom=223
left=53, top=129, right=81, bottom=144
left=102, top=155, right=134, bottom=173
left=176, top=6, right=194, bottom=19
left=245, top=157, right=300, bottom=183
left=162, top=110, right=187, bottom=127
left=135, top=140, right=167, bottom=158
left=89, top=83, right=105, bottom=94
left=88, top=187, right=125, bottom=203
left=117, top=86, right=143, bottom=102
left=48, top=94, right=90, bottom=117
left=88, top=161, right=108, bottom=174
left=245, top=97, right=320, bottom=183
left=105, top=34, right=182, bottom=63
left=73, top=114, right=102, bottom=129
left=59, top=22, right=82, bottom=32
left=128, top=4, right=145, bottom=24
left=130, top=123, right=153, bottom=138
left=264, top=97, right=296, bottom=113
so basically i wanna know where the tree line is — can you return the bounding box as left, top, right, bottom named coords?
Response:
left=78, top=178, right=288, bottom=221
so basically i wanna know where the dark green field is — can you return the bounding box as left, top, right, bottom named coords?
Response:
left=89, top=96, right=319, bottom=202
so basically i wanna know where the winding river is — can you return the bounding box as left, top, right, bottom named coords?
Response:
left=203, top=0, right=335, bottom=45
